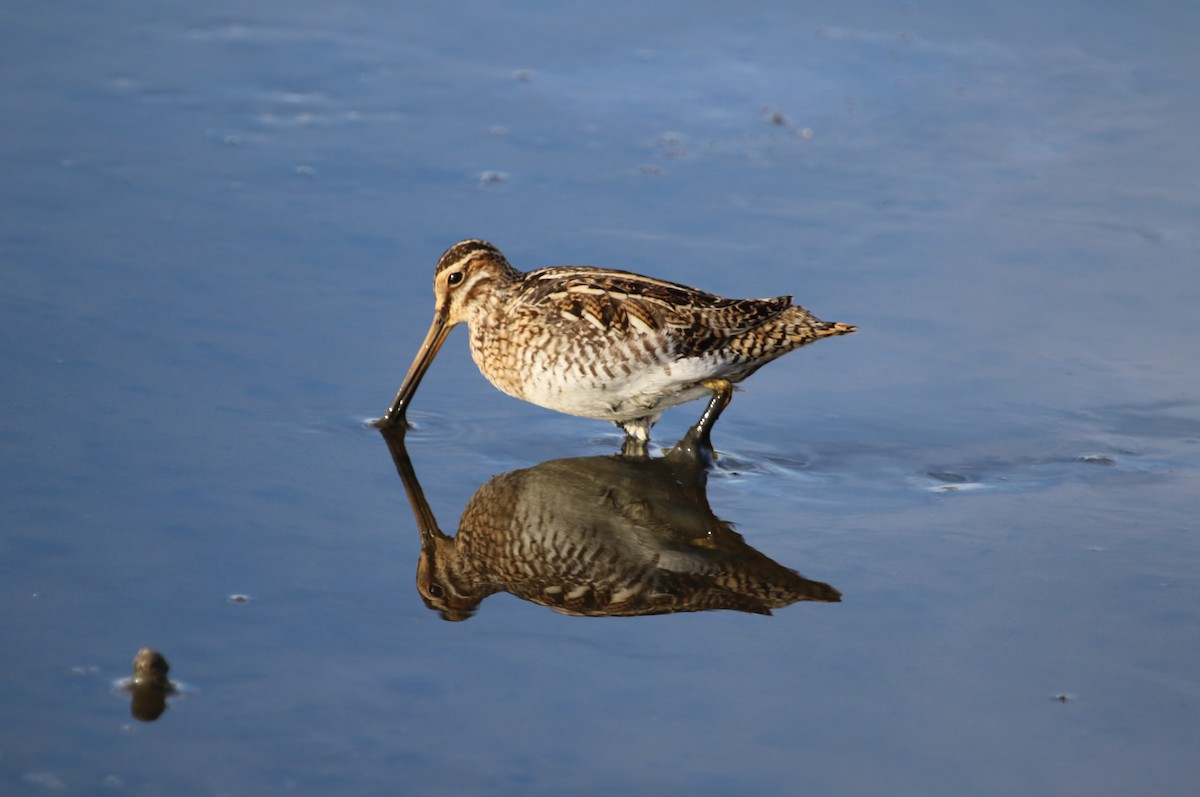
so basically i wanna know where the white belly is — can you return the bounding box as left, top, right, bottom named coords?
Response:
left=478, top=344, right=719, bottom=422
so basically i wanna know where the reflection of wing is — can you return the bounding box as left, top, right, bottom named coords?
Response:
left=521, top=569, right=781, bottom=617
left=406, top=437, right=840, bottom=620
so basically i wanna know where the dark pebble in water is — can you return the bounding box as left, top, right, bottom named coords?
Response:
left=132, top=648, right=171, bottom=686
left=127, top=648, right=175, bottom=722
left=227, top=594, right=250, bottom=604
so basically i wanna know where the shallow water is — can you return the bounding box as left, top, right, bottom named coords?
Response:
left=3, top=1, right=1199, bottom=795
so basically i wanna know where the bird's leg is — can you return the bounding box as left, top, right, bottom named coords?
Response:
left=620, top=436, right=649, bottom=459
left=689, top=378, right=734, bottom=453
left=616, top=416, right=654, bottom=456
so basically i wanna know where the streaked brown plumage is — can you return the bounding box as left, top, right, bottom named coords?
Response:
left=381, top=239, right=855, bottom=442
left=381, top=426, right=841, bottom=621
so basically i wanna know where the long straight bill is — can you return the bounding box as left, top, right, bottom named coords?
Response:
left=379, top=313, right=453, bottom=427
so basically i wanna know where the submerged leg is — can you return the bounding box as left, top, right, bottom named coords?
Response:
left=620, top=436, right=649, bottom=459
left=617, top=416, right=652, bottom=457
left=616, top=415, right=654, bottom=443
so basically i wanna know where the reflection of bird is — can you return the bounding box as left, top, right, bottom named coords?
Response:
left=380, top=240, right=854, bottom=444
left=382, top=427, right=841, bottom=621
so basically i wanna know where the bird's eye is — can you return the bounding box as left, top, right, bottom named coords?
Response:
left=446, top=272, right=464, bottom=287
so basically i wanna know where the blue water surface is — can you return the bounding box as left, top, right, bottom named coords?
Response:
left=2, top=1, right=1198, bottom=795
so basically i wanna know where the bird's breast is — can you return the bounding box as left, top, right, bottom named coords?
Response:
left=467, top=319, right=719, bottom=421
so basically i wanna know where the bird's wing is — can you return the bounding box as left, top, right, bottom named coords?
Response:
left=515, top=267, right=792, bottom=340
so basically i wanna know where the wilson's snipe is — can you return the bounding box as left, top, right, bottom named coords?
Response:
left=380, top=240, right=855, bottom=443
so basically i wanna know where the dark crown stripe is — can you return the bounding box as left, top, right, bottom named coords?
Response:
left=436, top=239, right=504, bottom=276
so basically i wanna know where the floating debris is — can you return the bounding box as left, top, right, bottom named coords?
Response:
left=930, top=482, right=987, bottom=493
left=761, top=106, right=788, bottom=126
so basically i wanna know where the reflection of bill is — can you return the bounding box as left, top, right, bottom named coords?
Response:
left=382, top=427, right=841, bottom=621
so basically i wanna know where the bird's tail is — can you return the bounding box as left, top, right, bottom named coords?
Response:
left=814, top=320, right=857, bottom=338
